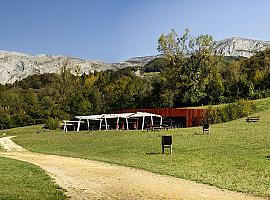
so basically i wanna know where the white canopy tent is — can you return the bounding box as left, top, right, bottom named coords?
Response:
left=75, top=115, right=103, bottom=131
left=73, top=112, right=163, bottom=131
left=99, top=113, right=134, bottom=131
left=128, top=112, right=162, bottom=130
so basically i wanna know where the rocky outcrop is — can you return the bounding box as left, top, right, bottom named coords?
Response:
left=124, top=55, right=158, bottom=66
left=0, top=51, right=155, bottom=85
left=214, top=37, right=270, bottom=58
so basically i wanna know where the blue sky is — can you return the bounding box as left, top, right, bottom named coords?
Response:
left=1, top=0, right=270, bottom=62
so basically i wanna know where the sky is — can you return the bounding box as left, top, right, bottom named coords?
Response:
left=1, top=0, right=270, bottom=62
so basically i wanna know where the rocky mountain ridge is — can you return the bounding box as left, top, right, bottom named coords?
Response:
left=0, top=50, right=157, bottom=84
left=214, top=37, right=270, bottom=57
left=1, top=37, right=270, bottom=85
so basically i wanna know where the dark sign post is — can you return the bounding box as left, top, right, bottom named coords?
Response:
left=162, top=135, right=172, bottom=154
left=203, top=123, right=209, bottom=134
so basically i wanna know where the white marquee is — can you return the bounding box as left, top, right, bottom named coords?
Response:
left=68, top=112, right=162, bottom=131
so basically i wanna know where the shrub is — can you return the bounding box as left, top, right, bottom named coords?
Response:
left=202, top=106, right=220, bottom=124
left=203, top=99, right=255, bottom=124
left=235, top=99, right=254, bottom=117
left=44, top=118, right=59, bottom=130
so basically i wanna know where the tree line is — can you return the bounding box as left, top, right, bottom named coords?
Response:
left=1, top=29, right=270, bottom=129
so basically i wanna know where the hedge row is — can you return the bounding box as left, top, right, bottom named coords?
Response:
left=203, top=99, right=256, bottom=124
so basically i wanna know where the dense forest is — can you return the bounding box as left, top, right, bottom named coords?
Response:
left=1, top=29, right=270, bottom=129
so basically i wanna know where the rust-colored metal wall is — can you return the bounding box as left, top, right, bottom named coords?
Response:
left=120, top=108, right=206, bottom=127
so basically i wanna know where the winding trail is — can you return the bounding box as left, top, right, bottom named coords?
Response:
left=0, top=136, right=266, bottom=200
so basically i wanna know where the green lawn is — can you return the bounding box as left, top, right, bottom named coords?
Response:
left=1, top=98, right=270, bottom=198
left=0, top=157, right=67, bottom=200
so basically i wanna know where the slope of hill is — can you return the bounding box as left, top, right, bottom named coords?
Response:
left=0, top=51, right=155, bottom=85
left=214, top=37, right=270, bottom=58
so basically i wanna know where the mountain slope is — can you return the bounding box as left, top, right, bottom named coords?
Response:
left=0, top=51, right=112, bottom=84
left=0, top=51, right=155, bottom=85
left=214, top=37, right=270, bottom=58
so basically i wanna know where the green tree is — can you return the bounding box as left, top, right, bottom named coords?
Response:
left=157, top=29, right=224, bottom=106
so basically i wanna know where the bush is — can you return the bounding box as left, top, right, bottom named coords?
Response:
left=236, top=99, right=254, bottom=117
left=0, top=114, right=12, bottom=129
left=203, top=99, right=255, bottom=124
left=44, top=118, right=59, bottom=130
left=202, top=106, right=220, bottom=124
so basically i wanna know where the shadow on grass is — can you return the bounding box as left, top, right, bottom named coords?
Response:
left=146, top=152, right=161, bottom=155
left=265, top=155, right=270, bottom=160
left=193, top=132, right=209, bottom=136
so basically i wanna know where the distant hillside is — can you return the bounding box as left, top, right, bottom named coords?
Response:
left=214, top=37, right=270, bottom=58
left=0, top=51, right=156, bottom=85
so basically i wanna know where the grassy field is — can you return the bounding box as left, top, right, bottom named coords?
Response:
left=0, top=157, right=67, bottom=200
left=0, top=98, right=269, bottom=198
left=0, top=108, right=268, bottom=197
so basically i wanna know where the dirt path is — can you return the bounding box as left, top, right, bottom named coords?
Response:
left=0, top=136, right=266, bottom=200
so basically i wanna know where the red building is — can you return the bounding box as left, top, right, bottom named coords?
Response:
left=120, top=108, right=206, bottom=127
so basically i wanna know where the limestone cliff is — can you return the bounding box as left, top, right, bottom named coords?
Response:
left=214, top=37, right=270, bottom=58
left=0, top=51, right=154, bottom=84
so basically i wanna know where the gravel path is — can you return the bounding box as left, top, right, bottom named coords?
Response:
left=0, top=136, right=266, bottom=200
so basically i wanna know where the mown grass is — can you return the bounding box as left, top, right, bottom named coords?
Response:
left=0, top=157, right=67, bottom=200
left=253, top=97, right=270, bottom=112
left=1, top=97, right=270, bottom=197
left=0, top=108, right=267, bottom=197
